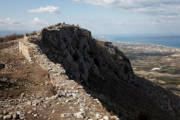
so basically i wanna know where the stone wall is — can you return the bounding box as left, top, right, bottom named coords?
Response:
left=18, top=37, right=68, bottom=87
left=19, top=39, right=32, bottom=62
left=18, top=34, right=119, bottom=120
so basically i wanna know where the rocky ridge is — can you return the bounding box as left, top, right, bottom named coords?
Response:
left=1, top=23, right=180, bottom=120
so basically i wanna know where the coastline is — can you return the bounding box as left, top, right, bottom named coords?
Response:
left=95, top=35, right=180, bottom=49
left=111, top=41, right=180, bottom=53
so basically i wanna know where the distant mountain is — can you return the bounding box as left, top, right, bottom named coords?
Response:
left=0, top=30, right=30, bottom=37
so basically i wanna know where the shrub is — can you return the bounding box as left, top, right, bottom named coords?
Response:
left=0, top=34, right=23, bottom=42
left=4, top=34, right=23, bottom=41
left=0, top=37, right=4, bottom=42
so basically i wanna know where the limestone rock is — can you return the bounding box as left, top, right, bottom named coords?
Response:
left=3, top=115, right=12, bottom=120
left=60, top=113, right=72, bottom=118
left=16, top=111, right=25, bottom=120
left=12, top=113, right=19, bottom=119
left=96, top=113, right=102, bottom=119
left=103, top=115, right=109, bottom=120
left=73, top=112, right=85, bottom=119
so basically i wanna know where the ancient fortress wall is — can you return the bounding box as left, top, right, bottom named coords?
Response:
left=17, top=35, right=115, bottom=120
left=18, top=36, right=69, bottom=88
left=19, top=37, right=32, bottom=62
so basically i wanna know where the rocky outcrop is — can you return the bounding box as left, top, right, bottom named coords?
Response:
left=41, top=24, right=133, bottom=96
left=19, top=23, right=180, bottom=120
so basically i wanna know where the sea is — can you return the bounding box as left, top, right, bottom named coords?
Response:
left=97, top=35, right=180, bottom=48
left=1, top=32, right=180, bottom=48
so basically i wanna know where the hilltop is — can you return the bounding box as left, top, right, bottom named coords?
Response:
left=0, top=23, right=180, bottom=120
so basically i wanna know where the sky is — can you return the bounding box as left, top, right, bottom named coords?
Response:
left=0, top=0, right=180, bottom=35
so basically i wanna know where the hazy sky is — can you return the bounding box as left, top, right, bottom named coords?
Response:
left=0, top=0, right=180, bottom=35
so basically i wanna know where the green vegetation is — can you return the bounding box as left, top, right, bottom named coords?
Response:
left=156, top=76, right=180, bottom=84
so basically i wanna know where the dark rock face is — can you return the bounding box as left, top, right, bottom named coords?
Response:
left=39, top=23, right=180, bottom=120
left=41, top=24, right=133, bottom=93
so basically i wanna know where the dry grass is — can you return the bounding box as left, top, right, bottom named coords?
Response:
left=0, top=38, right=54, bottom=100
left=0, top=34, right=23, bottom=43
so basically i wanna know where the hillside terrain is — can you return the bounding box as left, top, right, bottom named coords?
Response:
left=0, top=23, right=180, bottom=120
left=113, top=42, right=180, bottom=96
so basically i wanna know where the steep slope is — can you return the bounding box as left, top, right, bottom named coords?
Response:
left=41, top=24, right=133, bottom=96
left=15, top=23, right=180, bottom=120
left=36, top=23, right=180, bottom=120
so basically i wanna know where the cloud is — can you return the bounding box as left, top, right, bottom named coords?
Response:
left=32, top=17, right=48, bottom=26
left=73, top=0, right=180, bottom=16
left=28, top=6, right=60, bottom=14
left=73, top=0, right=80, bottom=2
left=32, top=17, right=41, bottom=25
left=0, top=18, right=21, bottom=25
left=0, top=18, right=26, bottom=31
left=33, top=17, right=40, bottom=23
left=73, top=0, right=180, bottom=7
left=0, top=17, right=48, bottom=31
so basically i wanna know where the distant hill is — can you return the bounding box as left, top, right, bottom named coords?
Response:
left=0, top=30, right=29, bottom=37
